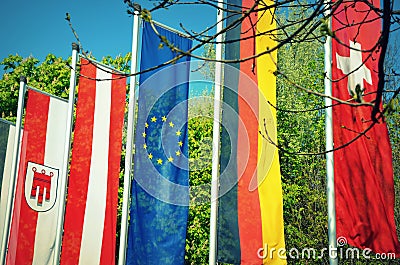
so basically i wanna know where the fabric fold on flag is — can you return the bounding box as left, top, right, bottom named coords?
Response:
left=60, top=59, right=126, bottom=265
left=126, top=21, right=192, bottom=265
left=6, top=89, right=69, bottom=265
left=0, top=119, right=16, bottom=252
left=332, top=0, right=400, bottom=256
left=217, top=1, right=286, bottom=264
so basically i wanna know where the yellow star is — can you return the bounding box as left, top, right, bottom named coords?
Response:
left=142, top=132, right=146, bottom=137
left=145, top=122, right=149, bottom=128
left=148, top=153, right=153, bottom=159
left=168, top=156, right=174, bottom=162
left=143, top=143, right=147, bottom=149
left=178, top=141, right=183, bottom=147
left=157, top=158, right=163, bottom=165
left=151, top=116, right=157, bottom=122
left=169, top=121, right=174, bottom=127
left=176, top=131, right=182, bottom=136
left=162, top=116, right=167, bottom=122
left=175, top=150, right=181, bottom=156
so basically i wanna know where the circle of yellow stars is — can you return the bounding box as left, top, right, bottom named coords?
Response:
left=142, top=115, right=184, bottom=166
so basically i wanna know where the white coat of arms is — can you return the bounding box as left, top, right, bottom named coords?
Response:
left=24, top=162, right=59, bottom=212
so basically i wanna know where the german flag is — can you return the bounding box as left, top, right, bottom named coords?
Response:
left=217, top=0, right=286, bottom=264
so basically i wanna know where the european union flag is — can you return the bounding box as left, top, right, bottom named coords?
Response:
left=126, top=22, right=192, bottom=265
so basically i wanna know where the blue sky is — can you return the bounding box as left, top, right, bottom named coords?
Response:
left=0, top=0, right=216, bottom=65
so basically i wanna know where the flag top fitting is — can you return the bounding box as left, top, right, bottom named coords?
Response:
left=72, top=43, right=80, bottom=52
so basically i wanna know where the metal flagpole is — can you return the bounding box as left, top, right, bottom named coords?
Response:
left=324, top=1, right=338, bottom=264
left=118, top=9, right=141, bottom=265
left=53, top=43, right=79, bottom=265
left=209, top=1, right=224, bottom=264
left=0, top=76, right=27, bottom=265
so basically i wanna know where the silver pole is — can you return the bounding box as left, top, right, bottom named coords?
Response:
left=53, top=43, right=79, bottom=265
left=118, top=10, right=141, bottom=265
left=324, top=1, right=338, bottom=264
left=0, top=76, right=27, bottom=265
left=209, top=1, right=224, bottom=264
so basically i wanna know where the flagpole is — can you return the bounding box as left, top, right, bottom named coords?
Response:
left=0, top=76, right=27, bottom=265
left=209, top=1, right=224, bottom=264
left=53, top=43, right=79, bottom=265
left=324, top=1, right=338, bottom=264
left=118, top=9, right=141, bottom=265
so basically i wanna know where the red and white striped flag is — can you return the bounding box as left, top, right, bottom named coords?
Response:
left=7, top=89, right=69, bottom=265
left=60, top=59, right=126, bottom=265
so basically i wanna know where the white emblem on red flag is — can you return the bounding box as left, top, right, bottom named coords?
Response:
left=336, top=41, right=372, bottom=97
left=24, top=162, right=59, bottom=212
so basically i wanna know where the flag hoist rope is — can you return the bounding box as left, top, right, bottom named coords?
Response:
left=324, top=0, right=338, bottom=264
left=209, top=1, right=224, bottom=264
left=0, top=77, right=26, bottom=265
left=118, top=10, right=141, bottom=265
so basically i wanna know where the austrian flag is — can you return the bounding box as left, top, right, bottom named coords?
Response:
left=61, top=59, right=126, bottom=265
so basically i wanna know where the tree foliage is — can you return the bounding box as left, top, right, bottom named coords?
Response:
left=276, top=7, right=328, bottom=264
left=0, top=54, right=71, bottom=121
left=186, top=98, right=214, bottom=264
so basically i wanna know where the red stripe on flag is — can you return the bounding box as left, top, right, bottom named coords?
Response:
left=60, top=59, right=96, bottom=265
left=7, top=90, right=49, bottom=264
left=99, top=73, right=126, bottom=264
left=237, top=3, right=263, bottom=262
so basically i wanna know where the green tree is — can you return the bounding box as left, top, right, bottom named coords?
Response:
left=0, top=54, right=71, bottom=120
left=0, top=54, right=71, bottom=121
left=276, top=10, right=328, bottom=264
left=384, top=38, right=400, bottom=247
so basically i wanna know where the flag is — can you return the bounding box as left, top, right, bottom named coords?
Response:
left=126, top=21, right=192, bottom=265
left=217, top=0, right=286, bottom=264
left=6, top=89, right=69, bottom=265
left=332, top=0, right=400, bottom=255
left=0, top=119, right=16, bottom=252
left=60, top=59, right=126, bottom=265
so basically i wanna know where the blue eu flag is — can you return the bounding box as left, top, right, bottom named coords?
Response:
left=126, top=22, right=192, bottom=265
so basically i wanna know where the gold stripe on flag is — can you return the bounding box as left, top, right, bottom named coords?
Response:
left=256, top=1, right=286, bottom=264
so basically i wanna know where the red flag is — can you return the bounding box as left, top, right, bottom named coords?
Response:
left=332, top=0, right=400, bottom=256
left=7, top=89, right=69, bottom=265
left=60, top=59, right=126, bottom=265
